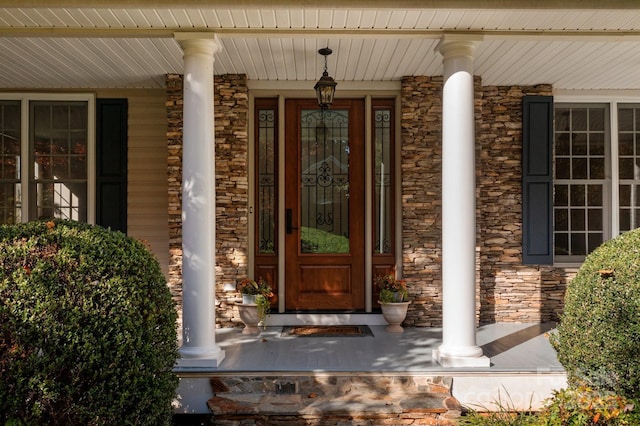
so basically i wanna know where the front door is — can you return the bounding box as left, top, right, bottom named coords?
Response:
left=284, top=99, right=365, bottom=310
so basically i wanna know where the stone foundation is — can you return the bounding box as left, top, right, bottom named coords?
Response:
left=207, top=375, right=461, bottom=425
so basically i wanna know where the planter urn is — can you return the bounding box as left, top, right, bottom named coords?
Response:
left=378, top=301, right=411, bottom=333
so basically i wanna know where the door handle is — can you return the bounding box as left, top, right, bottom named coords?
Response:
left=286, top=208, right=298, bottom=234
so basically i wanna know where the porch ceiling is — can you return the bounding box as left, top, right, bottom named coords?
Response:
left=1, top=4, right=640, bottom=90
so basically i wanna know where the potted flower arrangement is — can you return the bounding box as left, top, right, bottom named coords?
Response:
left=237, top=277, right=273, bottom=333
left=375, top=273, right=408, bottom=303
left=375, top=274, right=410, bottom=332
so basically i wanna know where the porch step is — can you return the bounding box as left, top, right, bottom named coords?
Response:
left=207, top=374, right=462, bottom=425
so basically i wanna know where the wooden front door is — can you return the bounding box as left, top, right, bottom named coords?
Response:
left=284, top=99, right=365, bottom=311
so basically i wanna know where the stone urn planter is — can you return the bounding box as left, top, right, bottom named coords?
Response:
left=237, top=303, right=261, bottom=334
left=379, top=301, right=411, bottom=333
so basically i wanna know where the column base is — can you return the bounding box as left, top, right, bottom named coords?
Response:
left=175, top=346, right=226, bottom=371
left=432, top=348, right=490, bottom=368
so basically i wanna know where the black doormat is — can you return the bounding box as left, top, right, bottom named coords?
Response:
left=281, top=325, right=374, bottom=337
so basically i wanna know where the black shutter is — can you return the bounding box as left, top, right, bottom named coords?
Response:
left=96, top=99, right=128, bottom=233
left=522, top=96, right=553, bottom=265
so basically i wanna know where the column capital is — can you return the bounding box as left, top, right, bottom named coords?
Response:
left=175, top=32, right=222, bottom=57
left=436, top=34, right=483, bottom=59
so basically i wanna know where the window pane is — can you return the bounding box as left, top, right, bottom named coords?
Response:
left=555, top=233, right=569, bottom=255
left=36, top=182, right=87, bottom=221
left=572, top=133, right=587, bottom=155
left=588, top=233, right=603, bottom=252
left=556, top=158, right=571, bottom=179
left=588, top=208, right=602, bottom=231
left=572, top=109, right=588, bottom=131
left=619, top=108, right=634, bottom=132
left=620, top=184, right=631, bottom=206
left=589, top=133, right=604, bottom=155
left=555, top=133, right=570, bottom=155
left=619, top=133, right=634, bottom=155
left=619, top=158, right=634, bottom=179
left=570, top=184, right=585, bottom=206
left=556, top=108, right=570, bottom=131
left=572, top=158, right=587, bottom=179
left=620, top=208, right=631, bottom=231
left=0, top=100, right=21, bottom=224
left=571, top=209, right=585, bottom=231
left=555, top=185, right=568, bottom=206
left=587, top=185, right=603, bottom=206
left=30, top=101, right=88, bottom=222
left=589, top=108, right=605, bottom=131
left=571, top=233, right=586, bottom=255
left=555, top=209, right=568, bottom=231
left=590, top=158, right=605, bottom=179
left=0, top=182, right=21, bottom=224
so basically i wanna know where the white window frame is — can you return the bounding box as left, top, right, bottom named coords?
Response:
left=554, top=94, right=640, bottom=266
left=0, top=93, right=96, bottom=224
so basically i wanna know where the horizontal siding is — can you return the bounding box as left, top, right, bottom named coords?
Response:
left=0, top=88, right=170, bottom=278
left=96, top=88, right=169, bottom=278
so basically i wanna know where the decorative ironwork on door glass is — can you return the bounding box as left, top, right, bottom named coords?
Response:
left=300, top=109, right=350, bottom=254
left=257, top=108, right=276, bottom=254
left=374, top=108, right=392, bottom=254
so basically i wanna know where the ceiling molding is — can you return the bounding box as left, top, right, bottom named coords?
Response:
left=3, top=26, right=640, bottom=41
left=2, top=0, right=640, bottom=9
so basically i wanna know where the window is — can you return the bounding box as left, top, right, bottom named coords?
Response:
left=554, top=101, right=640, bottom=262
left=618, top=104, right=640, bottom=232
left=0, top=94, right=95, bottom=225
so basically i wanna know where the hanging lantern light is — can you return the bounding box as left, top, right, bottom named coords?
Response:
left=314, top=47, right=337, bottom=110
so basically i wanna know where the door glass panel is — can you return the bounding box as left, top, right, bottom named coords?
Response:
left=374, top=108, right=392, bottom=254
left=257, top=107, right=276, bottom=254
left=300, top=109, right=349, bottom=254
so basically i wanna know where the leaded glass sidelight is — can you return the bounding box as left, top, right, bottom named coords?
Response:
left=0, top=101, right=21, bottom=224
left=257, top=108, right=276, bottom=253
left=300, top=109, right=350, bottom=254
left=374, top=108, right=392, bottom=254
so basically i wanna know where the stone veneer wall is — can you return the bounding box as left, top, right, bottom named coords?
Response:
left=400, top=77, right=577, bottom=327
left=166, top=74, right=249, bottom=329
left=478, top=85, right=575, bottom=323
left=167, top=73, right=576, bottom=328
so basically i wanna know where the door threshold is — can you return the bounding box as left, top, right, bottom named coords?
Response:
left=266, top=313, right=387, bottom=326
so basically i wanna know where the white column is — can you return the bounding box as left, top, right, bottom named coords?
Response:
left=175, top=33, right=224, bottom=368
left=433, top=35, right=489, bottom=368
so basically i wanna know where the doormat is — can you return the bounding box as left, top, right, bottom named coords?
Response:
left=281, top=325, right=374, bottom=337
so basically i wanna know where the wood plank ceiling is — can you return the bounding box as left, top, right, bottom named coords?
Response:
left=0, top=6, right=639, bottom=90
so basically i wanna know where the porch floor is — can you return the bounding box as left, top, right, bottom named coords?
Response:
left=215, top=322, right=563, bottom=374
left=174, top=322, right=568, bottom=417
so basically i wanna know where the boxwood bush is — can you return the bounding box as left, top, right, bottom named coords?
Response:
left=553, top=228, right=640, bottom=399
left=0, top=220, right=178, bottom=425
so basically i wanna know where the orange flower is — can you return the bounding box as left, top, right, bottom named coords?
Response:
left=46, top=221, right=55, bottom=230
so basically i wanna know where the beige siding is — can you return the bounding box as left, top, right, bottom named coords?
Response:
left=96, top=89, right=169, bottom=277
left=0, top=88, right=170, bottom=278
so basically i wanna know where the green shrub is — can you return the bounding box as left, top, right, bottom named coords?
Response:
left=552, top=228, right=640, bottom=399
left=537, top=385, right=640, bottom=425
left=0, top=220, right=178, bottom=425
